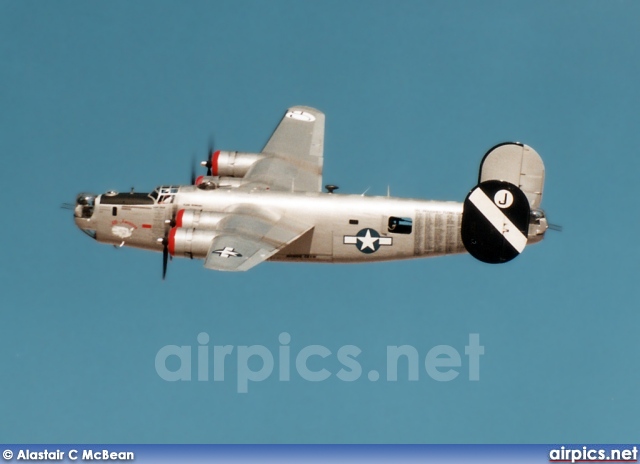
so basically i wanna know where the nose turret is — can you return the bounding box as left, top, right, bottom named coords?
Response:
left=74, top=192, right=97, bottom=239
left=75, top=193, right=97, bottom=218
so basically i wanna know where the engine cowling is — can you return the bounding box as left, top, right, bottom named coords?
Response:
left=168, top=227, right=217, bottom=259
left=211, top=151, right=265, bottom=178
left=195, top=175, right=245, bottom=190
left=175, top=209, right=225, bottom=230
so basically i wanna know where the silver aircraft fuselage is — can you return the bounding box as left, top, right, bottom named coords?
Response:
left=75, top=186, right=474, bottom=263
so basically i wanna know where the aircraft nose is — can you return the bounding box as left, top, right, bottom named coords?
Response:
left=73, top=193, right=98, bottom=239
left=74, top=192, right=97, bottom=219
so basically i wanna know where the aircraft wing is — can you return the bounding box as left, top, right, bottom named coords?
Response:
left=241, top=106, right=325, bottom=192
left=203, top=208, right=312, bottom=272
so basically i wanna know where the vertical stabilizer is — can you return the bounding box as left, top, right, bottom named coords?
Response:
left=479, top=143, right=545, bottom=210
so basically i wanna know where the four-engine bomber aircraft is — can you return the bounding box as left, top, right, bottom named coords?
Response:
left=72, top=106, right=549, bottom=278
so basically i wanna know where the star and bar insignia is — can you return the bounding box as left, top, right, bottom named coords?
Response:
left=343, top=228, right=392, bottom=254
left=211, top=246, right=242, bottom=258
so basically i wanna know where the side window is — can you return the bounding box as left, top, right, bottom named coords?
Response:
left=112, top=207, right=118, bottom=216
left=388, top=216, right=412, bottom=234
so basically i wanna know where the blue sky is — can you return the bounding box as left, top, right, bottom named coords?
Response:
left=1, top=1, right=639, bottom=443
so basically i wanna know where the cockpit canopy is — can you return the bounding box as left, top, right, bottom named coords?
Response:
left=149, top=186, right=179, bottom=204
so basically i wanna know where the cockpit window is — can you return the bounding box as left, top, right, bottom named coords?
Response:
left=156, top=186, right=179, bottom=194
left=152, top=186, right=179, bottom=204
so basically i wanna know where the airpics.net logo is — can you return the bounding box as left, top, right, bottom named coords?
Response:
left=155, top=333, right=484, bottom=393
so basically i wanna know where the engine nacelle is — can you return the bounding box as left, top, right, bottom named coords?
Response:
left=195, top=175, right=245, bottom=190
left=168, top=227, right=217, bottom=259
left=175, top=209, right=225, bottom=230
left=212, top=151, right=265, bottom=178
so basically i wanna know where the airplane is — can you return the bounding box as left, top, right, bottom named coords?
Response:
left=71, top=106, right=551, bottom=278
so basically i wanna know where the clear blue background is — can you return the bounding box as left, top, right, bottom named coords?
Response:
left=1, top=1, right=638, bottom=443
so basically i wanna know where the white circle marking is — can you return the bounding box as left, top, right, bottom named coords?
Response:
left=494, top=189, right=514, bottom=209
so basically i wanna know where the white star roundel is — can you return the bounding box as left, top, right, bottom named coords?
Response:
left=211, top=246, right=242, bottom=258
left=343, top=228, right=393, bottom=254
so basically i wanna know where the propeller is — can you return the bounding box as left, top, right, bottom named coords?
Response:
left=157, top=232, right=170, bottom=280
left=162, top=235, right=169, bottom=280
left=60, top=203, right=75, bottom=210
left=162, top=141, right=218, bottom=278
left=159, top=208, right=182, bottom=280
left=201, top=138, right=216, bottom=176
left=548, top=223, right=563, bottom=232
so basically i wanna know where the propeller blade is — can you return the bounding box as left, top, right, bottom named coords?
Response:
left=206, top=137, right=215, bottom=176
left=190, top=154, right=197, bottom=185
left=161, top=208, right=180, bottom=279
left=548, top=223, right=563, bottom=232
left=162, top=239, right=169, bottom=280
